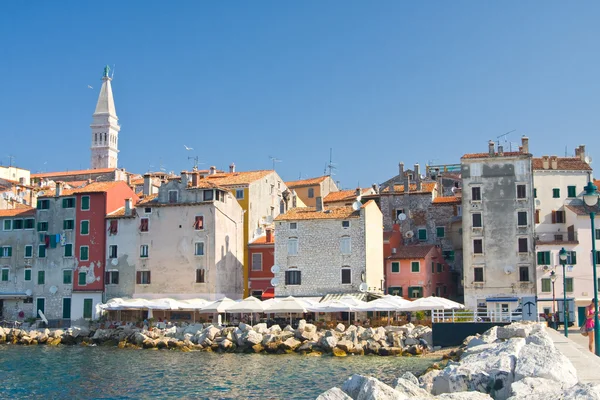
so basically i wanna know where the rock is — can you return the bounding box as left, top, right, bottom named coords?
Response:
left=524, top=330, right=553, bottom=348
left=238, top=322, right=251, bottom=332
left=281, top=337, right=301, bottom=351
left=51, top=329, right=64, bottom=338
left=262, top=334, right=277, bottom=346
left=399, top=372, right=419, bottom=386
left=316, top=387, right=353, bottom=400
left=92, top=329, right=111, bottom=341
left=379, top=347, right=403, bottom=356
left=48, top=337, right=62, bottom=346
left=279, top=331, right=295, bottom=341
left=251, top=343, right=264, bottom=353
left=496, top=324, right=532, bottom=340
left=507, top=377, right=565, bottom=399
left=337, top=339, right=354, bottom=352
left=436, top=393, right=493, bottom=399
left=219, top=339, right=234, bottom=350
left=404, top=345, right=421, bottom=356
left=335, top=323, right=346, bottom=333
left=283, top=325, right=295, bottom=332
left=513, top=343, right=578, bottom=387
left=393, top=372, right=434, bottom=398
left=142, top=338, right=157, bottom=349
left=183, top=324, right=204, bottom=335
left=297, top=319, right=306, bottom=331
left=20, top=336, right=32, bottom=345
left=342, top=374, right=369, bottom=399
left=404, top=337, right=418, bottom=346
left=269, top=324, right=282, bottom=334
left=133, top=332, right=149, bottom=346
left=300, top=330, right=316, bottom=341
left=346, top=325, right=357, bottom=333
left=321, top=336, right=338, bottom=351
left=561, top=382, right=600, bottom=399
left=349, top=343, right=364, bottom=355
left=156, top=338, right=169, bottom=349
left=297, top=341, right=317, bottom=352
left=118, top=340, right=126, bottom=349
left=332, top=348, right=347, bottom=357
left=205, top=326, right=221, bottom=341
left=245, top=330, right=263, bottom=345
left=304, top=323, right=316, bottom=333
left=355, top=377, right=410, bottom=400
left=253, top=323, right=268, bottom=334
left=365, top=340, right=381, bottom=355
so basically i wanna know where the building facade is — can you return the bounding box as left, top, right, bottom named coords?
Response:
left=285, top=176, right=339, bottom=208
left=248, top=228, right=275, bottom=299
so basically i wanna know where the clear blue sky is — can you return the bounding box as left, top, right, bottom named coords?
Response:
left=1, top=1, right=599, bottom=188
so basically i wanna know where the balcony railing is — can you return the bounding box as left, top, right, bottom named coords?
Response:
left=536, top=231, right=578, bottom=244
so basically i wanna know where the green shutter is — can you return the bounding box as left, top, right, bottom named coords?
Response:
left=411, top=261, right=419, bottom=272
left=64, top=244, right=72, bottom=257
left=25, top=245, right=32, bottom=257
left=78, top=272, right=86, bottom=285
left=2, top=269, right=8, bottom=281
left=436, top=227, right=445, bottom=238
left=62, top=198, right=67, bottom=208
left=63, top=270, right=72, bottom=284
left=553, top=188, right=560, bottom=198
left=566, top=278, right=574, bottom=293
left=570, top=251, right=577, bottom=265
left=437, top=263, right=442, bottom=272
left=534, top=188, right=537, bottom=198
left=24, top=269, right=31, bottom=281
left=36, top=298, right=45, bottom=315
left=391, top=262, right=399, bottom=273
left=81, top=221, right=89, bottom=235
left=38, top=271, right=45, bottom=284
left=7, top=247, right=11, bottom=257
left=431, top=262, right=435, bottom=273
left=62, top=298, right=71, bottom=319
left=568, top=186, right=576, bottom=198
left=83, top=299, right=93, bottom=319
left=39, top=245, right=46, bottom=258
left=81, top=196, right=90, bottom=210
left=3, top=220, right=10, bottom=230
left=541, top=278, right=551, bottom=292
left=418, top=229, right=427, bottom=240
left=80, top=246, right=88, bottom=260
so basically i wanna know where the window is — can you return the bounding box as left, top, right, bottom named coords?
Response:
left=418, top=229, right=427, bottom=241
left=516, top=184, right=527, bottom=199
left=24, top=245, right=33, bottom=258
left=391, top=262, right=400, bottom=273
left=63, top=219, right=74, bottom=230
left=595, top=251, right=600, bottom=264
left=473, top=239, right=483, bottom=254
left=235, top=189, right=244, bottom=199
left=342, top=220, right=350, bottom=228
left=80, top=246, right=89, bottom=261
left=194, top=242, right=204, bottom=256
left=37, top=222, right=48, bottom=232
left=1, top=268, right=9, bottom=282
left=437, top=263, right=442, bottom=273
left=109, top=245, right=118, bottom=259
left=105, top=270, right=119, bottom=285
left=537, top=251, right=551, bottom=265
left=340, top=237, right=351, bottom=254
left=474, top=267, right=484, bottom=282
left=108, top=220, right=118, bottom=235
left=307, top=188, right=314, bottom=198
left=288, top=238, right=298, bottom=255
left=78, top=271, right=87, bottom=285
left=136, top=271, right=151, bottom=284
left=518, top=238, right=528, bottom=253
left=395, top=209, right=405, bottom=220
left=290, top=222, right=297, bottom=230
left=409, top=287, right=423, bottom=299
left=144, top=207, right=152, bottom=214
left=80, top=220, right=89, bottom=235
left=63, top=270, right=72, bottom=284
left=517, top=211, right=527, bottom=227
left=24, top=218, right=34, bottom=230
left=472, top=187, right=481, bottom=201
left=285, top=270, right=301, bottom=285
left=37, top=199, right=50, bottom=210
left=565, top=277, right=574, bottom=293
left=38, top=270, right=45, bottom=285
left=36, top=298, right=45, bottom=315
left=168, top=190, right=178, bottom=203
left=62, top=198, right=75, bottom=208
left=24, top=268, right=31, bottom=281
left=567, top=251, right=577, bottom=265
left=1, top=246, right=12, bottom=257
left=534, top=188, right=537, bottom=198
left=81, top=196, right=90, bottom=210
left=83, top=299, right=93, bottom=319
left=2, top=219, right=11, bottom=231
left=472, top=213, right=482, bottom=228
left=567, top=186, right=577, bottom=198
left=38, top=245, right=46, bottom=258
left=552, top=188, right=560, bottom=198
left=196, top=269, right=205, bottom=283
left=13, top=219, right=23, bottom=230
left=62, top=298, right=71, bottom=319
left=596, top=229, right=600, bottom=240
left=341, top=268, right=352, bottom=284
left=140, top=218, right=149, bottom=232
left=251, top=253, right=262, bottom=271
left=411, top=261, right=420, bottom=273
left=541, top=278, right=551, bottom=293
left=431, top=262, right=435, bottom=273
left=519, top=266, right=529, bottom=282
left=436, top=227, right=445, bottom=238
left=388, top=287, right=403, bottom=296
left=443, top=250, right=455, bottom=261
left=551, top=210, right=566, bottom=224
left=140, top=245, right=149, bottom=258
left=203, top=190, right=213, bottom=201
left=535, top=210, right=540, bottom=224
left=194, top=216, right=204, bottom=230
left=64, top=244, right=73, bottom=257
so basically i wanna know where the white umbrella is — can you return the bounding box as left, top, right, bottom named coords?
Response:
left=307, top=299, right=354, bottom=313
left=265, top=296, right=308, bottom=325
left=434, top=297, right=465, bottom=309
left=147, top=298, right=184, bottom=310
left=224, top=296, right=267, bottom=325
left=200, top=297, right=236, bottom=313
left=403, top=296, right=450, bottom=311
left=178, top=298, right=210, bottom=310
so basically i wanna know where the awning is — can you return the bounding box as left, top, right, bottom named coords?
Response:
left=321, top=293, right=368, bottom=302
left=0, top=293, right=29, bottom=300
left=486, top=297, right=519, bottom=302
left=261, top=288, right=275, bottom=299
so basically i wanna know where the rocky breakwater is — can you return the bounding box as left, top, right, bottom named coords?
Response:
left=0, top=321, right=434, bottom=357
left=316, top=322, right=600, bottom=400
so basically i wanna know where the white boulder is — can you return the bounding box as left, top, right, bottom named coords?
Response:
left=507, top=377, right=565, bottom=399
left=316, top=387, right=353, bottom=400
left=513, top=343, right=578, bottom=387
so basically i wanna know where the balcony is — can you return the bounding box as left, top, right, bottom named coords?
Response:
left=535, top=231, right=578, bottom=245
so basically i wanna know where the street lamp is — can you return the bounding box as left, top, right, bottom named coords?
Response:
left=559, top=247, right=568, bottom=337
left=583, top=181, right=600, bottom=355
left=550, top=270, right=557, bottom=330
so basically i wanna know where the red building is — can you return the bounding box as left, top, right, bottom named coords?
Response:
left=248, top=228, right=275, bottom=299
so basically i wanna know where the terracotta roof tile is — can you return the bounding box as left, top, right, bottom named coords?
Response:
left=203, top=170, right=274, bottom=186
left=0, top=206, right=36, bottom=218
left=37, top=181, right=128, bottom=197
left=249, top=235, right=275, bottom=245
left=285, top=176, right=328, bottom=188
left=565, top=204, right=600, bottom=216
left=532, top=157, right=592, bottom=171
left=381, top=182, right=436, bottom=194
left=31, top=168, right=116, bottom=179
left=462, top=151, right=527, bottom=159
left=137, top=194, right=159, bottom=205
left=432, top=196, right=461, bottom=205
left=130, top=178, right=144, bottom=186
left=106, top=207, right=137, bottom=219
left=65, top=180, right=89, bottom=188
left=275, top=206, right=360, bottom=221
left=388, top=245, right=435, bottom=259
left=324, top=188, right=371, bottom=203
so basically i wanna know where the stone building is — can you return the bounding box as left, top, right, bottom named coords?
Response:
left=323, top=187, right=376, bottom=208
left=272, top=199, right=383, bottom=298
left=285, top=176, right=339, bottom=208
left=90, top=66, right=120, bottom=170
left=105, top=171, right=244, bottom=301
left=461, top=137, right=536, bottom=313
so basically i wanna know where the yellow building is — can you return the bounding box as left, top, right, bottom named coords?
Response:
left=285, top=175, right=339, bottom=207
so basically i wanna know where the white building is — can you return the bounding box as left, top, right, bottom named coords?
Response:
left=272, top=198, right=384, bottom=298
left=461, top=137, right=536, bottom=314
left=105, top=171, right=244, bottom=301
left=90, top=65, right=120, bottom=170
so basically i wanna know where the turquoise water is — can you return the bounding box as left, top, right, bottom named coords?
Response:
left=0, top=345, right=435, bottom=399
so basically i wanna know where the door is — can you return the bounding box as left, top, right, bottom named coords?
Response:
left=62, top=298, right=71, bottom=319
left=83, top=298, right=93, bottom=319
left=36, top=298, right=45, bottom=316
left=578, top=306, right=587, bottom=327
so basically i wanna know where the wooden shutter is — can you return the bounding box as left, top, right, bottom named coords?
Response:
left=136, top=271, right=142, bottom=284
left=551, top=210, right=556, bottom=224
left=571, top=251, right=577, bottom=265
left=535, top=210, right=540, bottom=224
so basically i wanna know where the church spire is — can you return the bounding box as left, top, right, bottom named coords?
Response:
left=90, top=65, right=120, bottom=170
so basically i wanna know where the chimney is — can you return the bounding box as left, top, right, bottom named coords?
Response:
left=521, top=136, right=529, bottom=154
left=209, top=166, right=217, bottom=175
left=355, top=187, right=361, bottom=197
left=488, top=140, right=495, bottom=156
left=542, top=156, right=549, bottom=170
left=371, top=183, right=379, bottom=194
left=143, top=173, right=151, bottom=196
left=579, top=145, right=586, bottom=161
left=315, top=196, right=323, bottom=212
left=191, top=171, right=199, bottom=187
left=392, top=223, right=400, bottom=233
left=404, top=175, right=410, bottom=194
left=126, top=174, right=131, bottom=186
left=180, top=171, right=189, bottom=186
left=266, top=228, right=273, bottom=243
left=399, top=162, right=404, bottom=178
left=414, top=164, right=421, bottom=191
left=55, top=181, right=63, bottom=197
left=124, top=198, right=132, bottom=216
left=498, top=145, right=504, bottom=156
left=229, top=163, right=235, bottom=173
left=575, top=147, right=581, bottom=158
left=550, top=156, right=558, bottom=170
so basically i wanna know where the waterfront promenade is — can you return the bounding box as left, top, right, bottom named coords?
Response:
left=548, top=328, right=600, bottom=384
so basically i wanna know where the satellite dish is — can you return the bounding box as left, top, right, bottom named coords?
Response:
left=542, top=265, right=550, bottom=272
left=270, top=277, right=280, bottom=287
left=503, top=266, right=514, bottom=275
left=535, top=199, right=541, bottom=206
left=398, top=213, right=407, bottom=221
left=270, top=265, right=280, bottom=274
left=567, top=266, right=574, bottom=272
left=111, top=258, right=118, bottom=266
left=451, top=187, right=457, bottom=194
left=49, top=285, right=58, bottom=294
left=585, top=156, right=593, bottom=164
left=25, top=289, right=32, bottom=296
left=359, top=282, right=368, bottom=293
left=352, top=201, right=361, bottom=211
left=405, top=230, right=414, bottom=238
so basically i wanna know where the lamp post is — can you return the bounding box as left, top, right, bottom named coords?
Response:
left=550, top=270, right=557, bottom=329
left=583, top=181, right=600, bottom=355
left=559, top=247, right=568, bottom=337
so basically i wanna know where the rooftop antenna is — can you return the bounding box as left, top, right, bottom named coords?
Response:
left=497, top=129, right=516, bottom=148
left=7, top=155, right=15, bottom=167
left=269, top=155, right=282, bottom=170
left=326, top=148, right=337, bottom=177
left=188, top=156, right=204, bottom=171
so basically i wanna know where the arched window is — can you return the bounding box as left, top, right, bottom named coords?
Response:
left=94, top=133, right=97, bottom=143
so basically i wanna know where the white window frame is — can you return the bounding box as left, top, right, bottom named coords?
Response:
left=80, top=245, right=89, bottom=261
left=105, top=269, right=119, bottom=285
left=24, top=245, right=33, bottom=259
left=108, top=245, right=118, bottom=259
left=144, top=207, right=152, bottom=214
left=140, top=245, right=149, bottom=258
left=81, top=195, right=90, bottom=211
left=12, top=219, right=23, bottom=230
left=195, top=242, right=205, bottom=256
left=473, top=238, right=484, bottom=255
left=194, top=215, right=204, bottom=231
left=516, top=183, right=527, bottom=200
left=24, top=267, right=32, bottom=281
left=1, top=267, right=9, bottom=282
left=63, top=197, right=76, bottom=209
left=3, top=219, right=12, bottom=231
left=64, top=219, right=75, bottom=231
left=80, top=220, right=90, bottom=236
left=471, top=186, right=482, bottom=202
left=138, top=270, right=151, bottom=285
left=235, top=189, right=244, bottom=200
left=340, top=236, right=351, bottom=255
left=341, top=267, right=352, bottom=285
left=251, top=253, right=262, bottom=271
left=288, top=238, right=298, bottom=255
left=473, top=266, right=485, bottom=283
left=517, top=237, right=529, bottom=254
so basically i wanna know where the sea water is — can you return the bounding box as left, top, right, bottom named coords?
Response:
left=0, top=345, right=436, bottom=399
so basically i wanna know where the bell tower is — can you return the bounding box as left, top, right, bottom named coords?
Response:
left=90, top=65, right=120, bottom=169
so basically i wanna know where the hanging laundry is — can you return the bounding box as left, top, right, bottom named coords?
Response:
left=60, top=234, right=66, bottom=247
left=55, top=234, right=61, bottom=246
left=50, top=234, right=57, bottom=248
left=44, top=235, right=50, bottom=248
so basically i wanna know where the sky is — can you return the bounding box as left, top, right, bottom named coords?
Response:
left=1, top=1, right=599, bottom=188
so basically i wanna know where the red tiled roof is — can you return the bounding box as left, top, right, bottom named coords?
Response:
left=285, top=176, right=329, bottom=188
left=31, top=168, right=116, bottom=179
left=532, top=157, right=592, bottom=171
left=250, top=235, right=275, bottom=245
left=0, top=206, right=36, bottom=217
left=388, top=245, right=435, bottom=259
left=65, top=180, right=89, bottom=188
left=324, top=188, right=372, bottom=203
left=462, top=151, right=527, bottom=159
left=432, top=196, right=461, bottom=205
left=565, top=204, right=600, bottom=216
left=106, top=207, right=137, bottom=219
left=37, top=181, right=128, bottom=197
left=275, top=206, right=360, bottom=221
left=381, top=182, right=436, bottom=194
left=137, top=194, right=159, bottom=205
left=203, top=170, right=274, bottom=186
